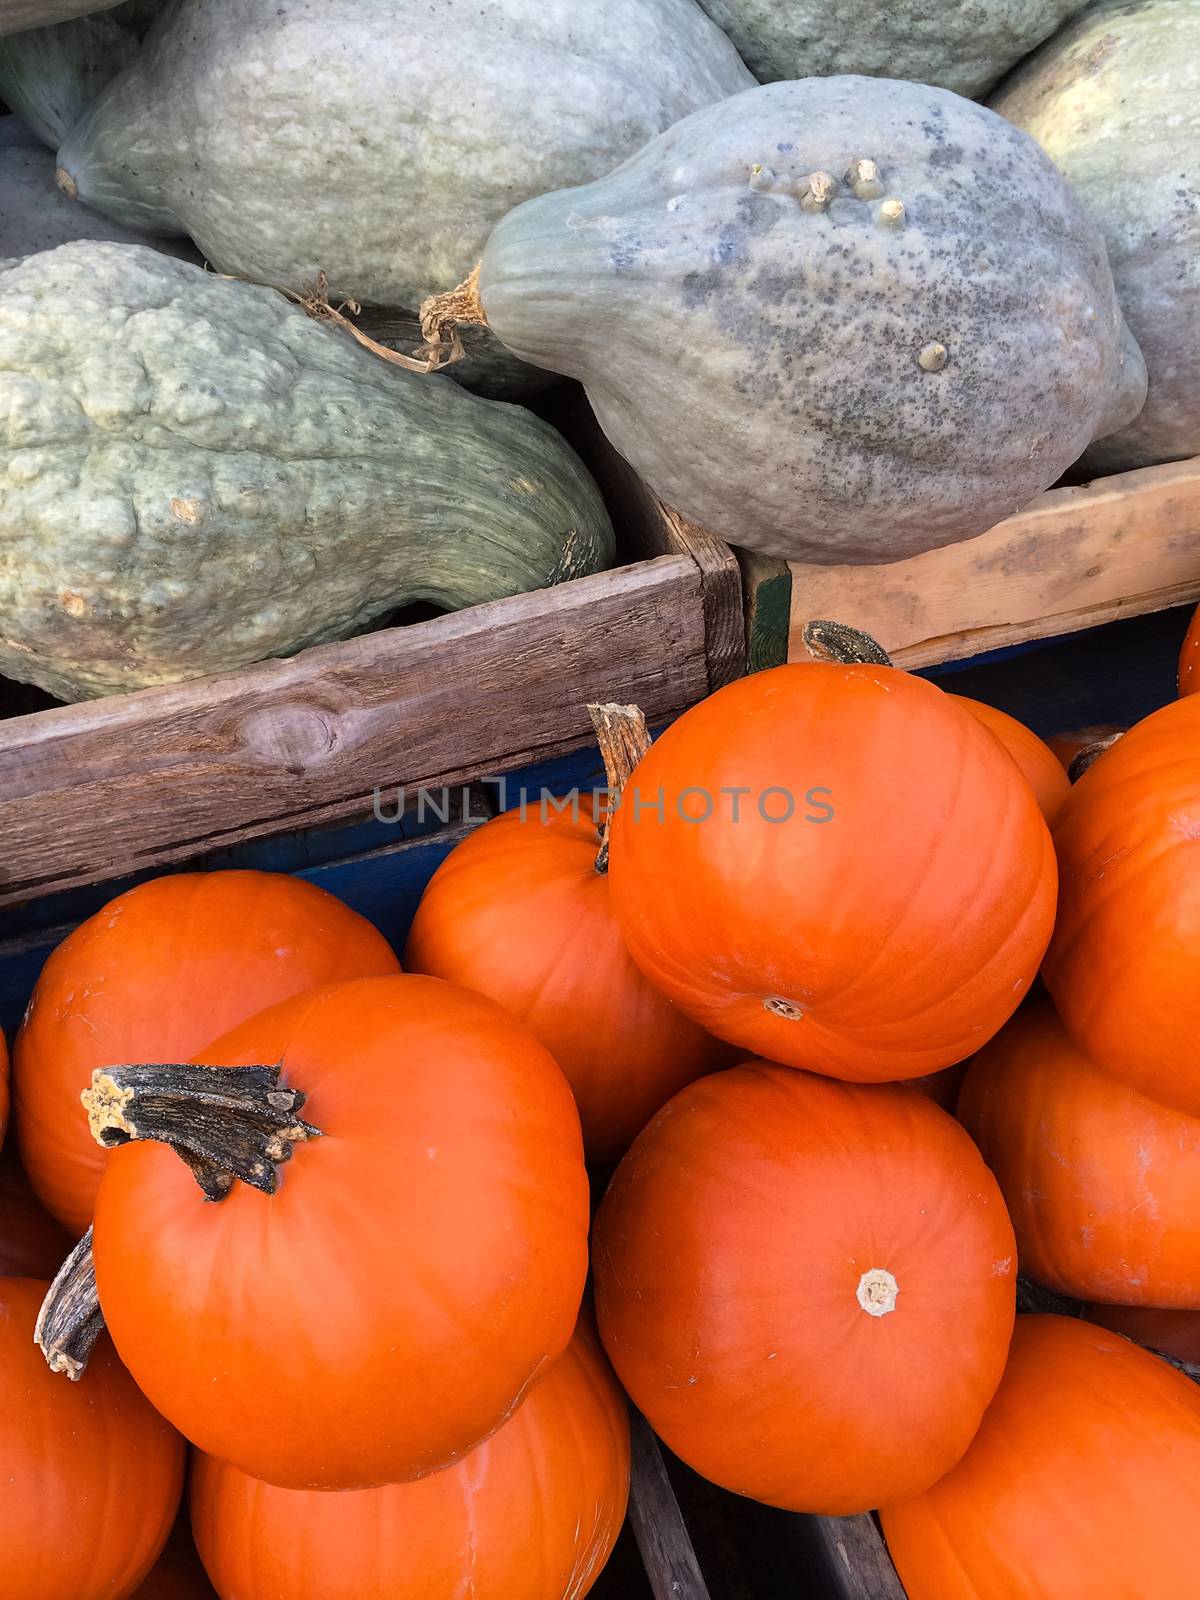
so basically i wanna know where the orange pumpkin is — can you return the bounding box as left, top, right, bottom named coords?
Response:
left=190, top=1320, right=630, bottom=1600
left=405, top=795, right=730, bottom=1164
left=881, top=1315, right=1200, bottom=1598
left=15, top=870, right=400, bottom=1234
left=1180, top=603, right=1200, bottom=696
left=607, top=660, right=1056, bottom=1080
left=89, top=975, right=590, bottom=1490
left=0, top=1143, right=74, bottom=1278
left=1045, top=724, right=1127, bottom=772
left=0, top=1276, right=185, bottom=1600
left=1043, top=694, right=1200, bottom=1115
left=1083, top=1304, right=1200, bottom=1366
left=959, top=1003, right=1200, bottom=1307
left=593, top=1063, right=1016, bottom=1513
left=952, top=696, right=1070, bottom=824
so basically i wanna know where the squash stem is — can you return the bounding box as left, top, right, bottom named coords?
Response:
left=35, top=1226, right=103, bottom=1381
left=801, top=620, right=894, bottom=667
left=82, top=1062, right=320, bottom=1202
left=1067, top=731, right=1124, bottom=782
left=587, top=702, right=653, bottom=873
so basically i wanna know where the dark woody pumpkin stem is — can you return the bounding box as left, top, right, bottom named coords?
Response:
left=36, top=1063, right=318, bottom=1379
left=82, top=1062, right=320, bottom=1202
left=34, top=1227, right=103, bottom=1380
left=1067, top=731, right=1124, bottom=783
left=587, top=702, right=652, bottom=874
left=801, top=620, right=894, bottom=667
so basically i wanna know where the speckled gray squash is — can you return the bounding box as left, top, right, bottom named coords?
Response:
left=0, top=117, right=201, bottom=262
left=0, top=1, right=152, bottom=148
left=993, top=0, right=1200, bottom=474
left=1, top=1, right=124, bottom=37
left=477, top=78, right=1146, bottom=564
left=54, top=0, right=752, bottom=375
left=0, top=243, right=614, bottom=701
left=695, top=0, right=1089, bottom=98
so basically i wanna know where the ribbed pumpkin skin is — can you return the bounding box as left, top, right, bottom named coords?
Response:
left=1181, top=604, right=1200, bottom=696
left=607, top=664, right=1057, bottom=1080
left=0, top=1144, right=74, bottom=1277
left=1084, top=1304, right=1200, bottom=1366
left=952, top=696, right=1070, bottom=825
left=959, top=1004, right=1200, bottom=1307
left=881, top=1316, right=1200, bottom=1599
left=907, top=1062, right=967, bottom=1112
left=1042, top=695, right=1200, bottom=1115
left=190, top=1322, right=630, bottom=1600
left=93, top=976, right=590, bottom=1490
left=593, top=1064, right=1016, bottom=1513
left=15, top=870, right=400, bottom=1235
left=405, top=805, right=730, bottom=1164
left=0, top=1277, right=185, bottom=1600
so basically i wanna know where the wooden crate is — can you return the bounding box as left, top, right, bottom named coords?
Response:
left=0, top=395, right=743, bottom=910
left=736, top=456, right=1200, bottom=672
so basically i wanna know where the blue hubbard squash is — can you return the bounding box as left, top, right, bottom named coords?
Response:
left=0, top=2, right=153, bottom=148
left=993, top=0, right=1200, bottom=473
left=2, top=1, right=126, bottom=36
left=464, top=78, right=1146, bottom=562
left=53, top=0, right=753, bottom=394
left=0, top=242, right=613, bottom=700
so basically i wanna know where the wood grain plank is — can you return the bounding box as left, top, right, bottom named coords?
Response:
left=783, top=457, right=1200, bottom=668
left=810, top=1516, right=907, bottom=1600
left=0, top=557, right=707, bottom=906
left=628, top=1413, right=713, bottom=1600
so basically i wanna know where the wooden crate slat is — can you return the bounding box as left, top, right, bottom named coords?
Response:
left=811, top=1516, right=907, bottom=1600
left=628, top=1414, right=713, bottom=1600
left=786, top=457, right=1200, bottom=667
left=0, top=556, right=707, bottom=906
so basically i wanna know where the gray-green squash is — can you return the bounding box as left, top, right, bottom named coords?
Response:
left=0, top=116, right=201, bottom=261
left=992, top=0, right=1200, bottom=474
left=0, top=0, right=155, bottom=148
left=0, top=242, right=614, bottom=701
left=694, top=0, right=1090, bottom=99
left=1, top=1, right=125, bottom=38
left=473, top=78, right=1146, bottom=564
left=53, top=0, right=753, bottom=397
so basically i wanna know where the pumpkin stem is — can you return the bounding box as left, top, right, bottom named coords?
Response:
left=1067, top=730, right=1124, bottom=782
left=418, top=264, right=487, bottom=359
left=587, top=702, right=653, bottom=873
left=35, top=1226, right=103, bottom=1381
left=81, top=1062, right=320, bottom=1203
left=801, top=620, right=894, bottom=667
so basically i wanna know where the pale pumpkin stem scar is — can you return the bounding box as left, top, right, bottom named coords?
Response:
left=763, top=996, right=805, bottom=1020
left=857, top=1268, right=899, bottom=1317
left=81, top=1061, right=320, bottom=1203
left=35, top=1226, right=103, bottom=1381
left=587, top=702, right=653, bottom=873
left=801, top=620, right=894, bottom=667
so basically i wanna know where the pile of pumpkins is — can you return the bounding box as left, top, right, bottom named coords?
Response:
left=1, top=0, right=1197, bottom=700
left=3, top=600, right=1199, bottom=1599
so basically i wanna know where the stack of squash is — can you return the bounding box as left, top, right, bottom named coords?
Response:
left=3, top=0, right=1198, bottom=703
left=3, top=601, right=1199, bottom=1596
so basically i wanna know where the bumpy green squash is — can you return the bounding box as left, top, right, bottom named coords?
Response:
left=1, top=117, right=200, bottom=262
left=993, top=0, right=1200, bottom=474
left=695, top=0, right=1088, bottom=98
left=0, top=243, right=614, bottom=701
left=1, top=1, right=124, bottom=37
left=474, top=78, right=1146, bottom=563
left=55, top=0, right=752, bottom=313
left=0, top=1, right=151, bottom=148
